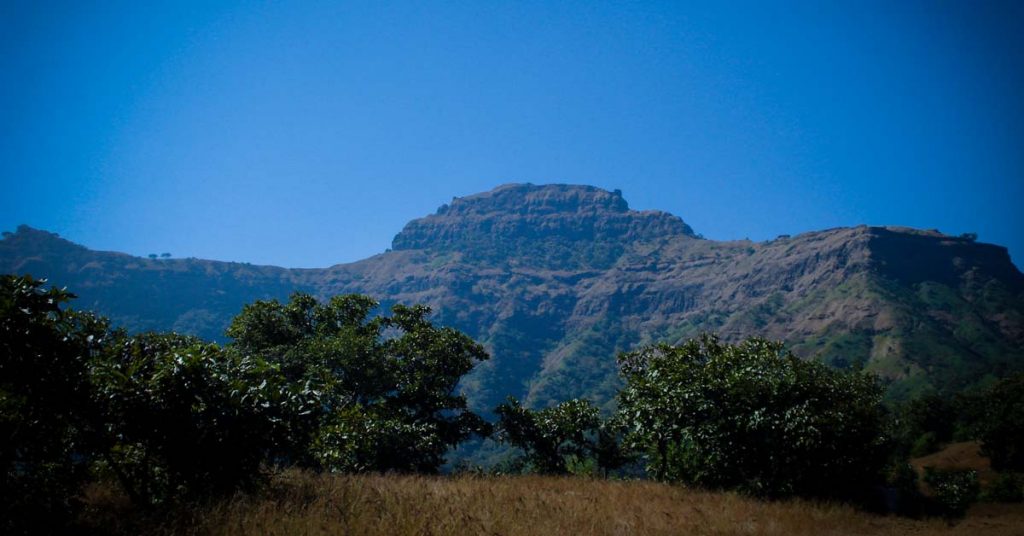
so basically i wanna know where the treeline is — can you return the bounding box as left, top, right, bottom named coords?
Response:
left=894, top=383, right=1024, bottom=468
left=2, top=275, right=1022, bottom=534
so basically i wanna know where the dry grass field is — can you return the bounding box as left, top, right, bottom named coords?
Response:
left=912, top=441, right=995, bottom=488
left=79, top=471, right=1024, bottom=536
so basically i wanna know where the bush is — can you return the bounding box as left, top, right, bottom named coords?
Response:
left=228, top=293, right=491, bottom=473
left=923, top=467, right=979, bottom=518
left=0, top=275, right=108, bottom=534
left=89, top=333, right=296, bottom=504
left=1, top=276, right=494, bottom=532
left=894, top=393, right=957, bottom=457
left=910, top=432, right=942, bottom=458
left=495, top=397, right=601, bottom=474
left=983, top=472, right=1024, bottom=503
left=617, top=334, right=890, bottom=499
left=976, top=373, right=1024, bottom=472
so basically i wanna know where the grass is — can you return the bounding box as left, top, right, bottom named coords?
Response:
left=77, top=471, right=1024, bottom=536
left=912, top=441, right=996, bottom=488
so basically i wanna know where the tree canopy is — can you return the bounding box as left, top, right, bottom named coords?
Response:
left=495, top=397, right=600, bottom=474
left=1, top=276, right=492, bottom=533
left=0, top=276, right=108, bottom=532
left=228, top=293, right=492, bottom=473
left=976, top=373, right=1024, bottom=472
left=617, top=334, right=889, bottom=498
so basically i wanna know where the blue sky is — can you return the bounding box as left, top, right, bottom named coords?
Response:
left=2, top=1, right=1022, bottom=268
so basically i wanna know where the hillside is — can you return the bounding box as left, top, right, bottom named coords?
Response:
left=912, top=441, right=996, bottom=490
left=2, top=183, right=1022, bottom=410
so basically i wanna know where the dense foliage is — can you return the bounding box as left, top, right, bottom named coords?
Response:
left=0, top=276, right=491, bottom=534
left=923, top=468, right=980, bottom=518
left=228, top=293, right=492, bottom=473
left=617, top=334, right=890, bottom=498
left=895, top=393, right=959, bottom=457
left=89, top=332, right=296, bottom=504
left=495, top=397, right=599, bottom=474
left=0, top=276, right=108, bottom=533
left=975, top=373, right=1024, bottom=472
left=983, top=472, right=1024, bottom=503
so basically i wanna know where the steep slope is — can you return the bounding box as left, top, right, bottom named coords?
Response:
left=520, top=226, right=1024, bottom=405
left=2, top=184, right=1022, bottom=411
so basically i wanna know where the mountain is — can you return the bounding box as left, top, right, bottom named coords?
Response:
left=3, top=183, right=1022, bottom=410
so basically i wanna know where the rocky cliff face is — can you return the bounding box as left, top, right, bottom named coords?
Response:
left=391, top=184, right=695, bottom=269
left=2, top=184, right=1022, bottom=410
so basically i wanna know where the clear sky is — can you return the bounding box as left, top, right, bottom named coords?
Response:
left=2, top=1, right=1022, bottom=268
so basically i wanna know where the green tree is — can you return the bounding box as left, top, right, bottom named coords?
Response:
left=0, top=275, right=108, bottom=533
left=88, top=332, right=299, bottom=504
left=2, top=275, right=295, bottom=525
left=977, top=373, right=1024, bottom=471
left=494, top=397, right=601, bottom=474
left=1, top=278, right=492, bottom=527
left=617, top=334, right=889, bottom=498
left=591, top=417, right=634, bottom=477
left=895, top=393, right=957, bottom=457
left=228, top=293, right=490, bottom=472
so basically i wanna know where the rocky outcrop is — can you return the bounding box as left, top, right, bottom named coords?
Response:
left=391, top=184, right=695, bottom=269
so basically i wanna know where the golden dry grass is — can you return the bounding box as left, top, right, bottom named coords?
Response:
left=912, top=441, right=996, bottom=488
left=79, top=471, right=1024, bottom=536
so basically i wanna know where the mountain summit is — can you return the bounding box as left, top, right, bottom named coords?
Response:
left=392, top=184, right=695, bottom=268
left=2, top=184, right=1022, bottom=410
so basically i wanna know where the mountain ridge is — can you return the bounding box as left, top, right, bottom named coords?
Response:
left=3, top=184, right=1022, bottom=410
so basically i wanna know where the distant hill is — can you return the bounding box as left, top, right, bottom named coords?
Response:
left=3, top=183, right=1022, bottom=411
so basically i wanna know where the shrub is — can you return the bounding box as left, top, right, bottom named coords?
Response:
left=228, top=293, right=491, bottom=473
left=617, top=334, right=889, bottom=499
left=495, top=397, right=601, bottom=474
left=0, top=275, right=108, bottom=534
left=982, top=472, right=1024, bottom=503
left=89, top=333, right=296, bottom=504
left=923, top=467, right=979, bottom=518
left=894, top=393, right=956, bottom=457
left=910, top=432, right=941, bottom=458
left=976, top=373, right=1024, bottom=472
left=2, top=275, right=494, bottom=532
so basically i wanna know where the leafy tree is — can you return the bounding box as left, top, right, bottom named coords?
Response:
left=0, top=275, right=108, bottom=533
left=88, top=332, right=299, bottom=504
left=2, top=275, right=292, bottom=521
left=977, top=373, right=1024, bottom=471
left=1, top=277, right=492, bottom=530
left=312, top=404, right=442, bottom=473
left=895, top=393, right=957, bottom=457
left=592, top=417, right=634, bottom=477
left=617, top=334, right=889, bottom=498
left=228, top=293, right=490, bottom=472
left=494, top=397, right=601, bottom=474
